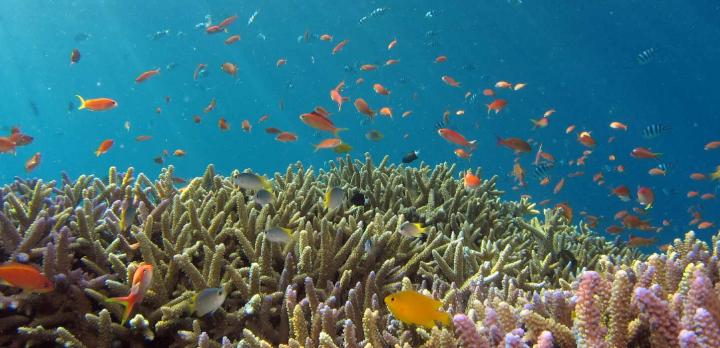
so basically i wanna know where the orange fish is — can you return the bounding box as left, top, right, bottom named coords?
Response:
left=530, top=117, right=549, bottom=129
left=218, top=15, right=238, bottom=28
left=353, top=98, right=376, bottom=119
left=265, top=127, right=282, bottom=134
left=379, top=107, right=393, bottom=118
left=106, top=263, right=153, bottom=324
left=687, top=191, right=699, bottom=198
left=193, top=63, right=207, bottom=80
left=402, top=111, right=412, bottom=118
left=543, top=109, right=556, bottom=118
left=441, top=75, right=460, bottom=87
left=135, top=135, right=152, bottom=142
left=565, top=125, right=576, bottom=134
left=385, top=59, right=400, bottom=66
left=687, top=173, right=705, bottom=180
left=373, top=83, right=391, bottom=95
left=76, top=95, right=118, bottom=111
left=0, top=262, right=53, bottom=293
left=332, top=39, right=349, bottom=54
left=387, top=38, right=397, bottom=50
left=9, top=128, right=33, bottom=146
left=513, top=83, right=527, bottom=91
left=360, top=64, right=377, bottom=71
left=173, top=149, right=186, bottom=157
left=482, top=89, right=495, bottom=96
left=496, top=136, right=531, bottom=154
left=0, top=137, right=17, bottom=154
left=631, top=147, right=661, bottom=159
left=204, top=98, right=217, bottom=113
left=330, top=81, right=347, bottom=111
left=276, top=58, right=287, bottom=67
left=70, top=48, right=81, bottom=65
left=258, top=114, right=270, bottom=123
left=193, top=115, right=202, bottom=124
left=221, top=62, right=238, bottom=76
left=495, top=81, right=512, bottom=89
left=513, top=160, right=526, bottom=187
left=464, top=171, right=481, bottom=188
left=225, top=35, right=241, bottom=44
left=314, top=138, right=342, bottom=151
left=95, top=139, right=114, bottom=156
left=701, top=193, right=716, bottom=200
left=605, top=225, right=624, bottom=234
left=438, top=129, right=477, bottom=149
left=704, top=141, right=720, bottom=150
left=206, top=25, right=224, bottom=34
left=300, top=113, right=346, bottom=136
left=434, top=55, right=447, bottom=63
left=486, top=99, right=508, bottom=114
left=24, top=152, right=41, bottom=172
left=553, top=177, right=566, bottom=194
left=242, top=120, right=252, bottom=132
left=135, top=68, right=160, bottom=83
left=698, top=221, right=714, bottom=229
left=648, top=168, right=666, bottom=176
left=454, top=148, right=472, bottom=159
left=577, top=131, right=596, bottom=148
left=609, top=121, right=628, bottom=131
left=218, top=118, right=230, bottom=130
left=275, top=132, right=298, bottom=142
left=539, top=177, right=550, bottom=186
left=320, top=34, right=333, bottom=41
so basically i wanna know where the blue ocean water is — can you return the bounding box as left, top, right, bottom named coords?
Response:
left=1, top=1, right=719, bottom=246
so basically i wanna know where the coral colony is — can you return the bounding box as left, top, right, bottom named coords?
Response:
left=1, top=154, right=719, bottom=347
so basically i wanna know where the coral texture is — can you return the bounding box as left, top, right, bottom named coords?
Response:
left=0, top=154, right=717, bottom=347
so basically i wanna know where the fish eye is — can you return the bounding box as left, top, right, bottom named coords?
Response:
left=391, top=297, right=395, bottom=301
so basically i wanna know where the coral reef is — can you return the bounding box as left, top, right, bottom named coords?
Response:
left=0, top=154, right=717, bottom=347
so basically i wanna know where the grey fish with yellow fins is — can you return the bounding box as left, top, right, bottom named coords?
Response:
left=119, top=198, right=137, bottom=233
left=190, top=287, right=226, bottom=316
left=384, top=290, right=450, bottom=328
left=399, top=222, right=425, bottom=237
left=265, top=226, right=293, bottom=244
left=254, top=189, right=274, bottom=206
left=233, top=172, right=273, bottom=192
left=324, top=186, right=344, bottom=210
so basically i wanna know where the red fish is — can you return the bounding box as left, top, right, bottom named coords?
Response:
left=330, top=81, right=347, bottom=111
left=275, top=132, right=298, bottom=142
left=0, top=262, right=53, bottom=293
left=314, top=138, right=342, bottom=151
left=438, top=128, right=477, bottom=149
left=300, top=113, right=346, bottom=136
left=95, top=139, right=114, bottom=156
left=242, top=120, right=252, bottom=133
left=611, top=185, right=631, bottom=201
left=218, top=15, right=238, bottom=28
left=332, top=39, right=349, bottom=55
left=373, top=83, right=391, bottom=95
left=441, top=75, right=460, bottom=87
left=0, top=137, right=16, bottom=154
left=24, top=152, right=41, bottom=172
left=631, top=147, right=661, bottom=159
left=135, top=68, right=160, bottom=83
left=265, top=127, right=282, bottom=134
left=70, top=48, right=81, bottom=65
left=637, top=186, right=654, bottom=209
left=464, top=171, right=481, bottom=188
left=225, top=35, right=241, bottom=44
left=496, top=136, right=531, bottom=154
left=206, top=25, right=225, bottom=34
left=577, top=131, right=596, bottom=148
left=218, top=118, right=230, bottom=131
left=486, top=99, right=508, bottom=114
left=204, top=98, right=216, bottom=113
left=221, top=62, right=238, bottom=76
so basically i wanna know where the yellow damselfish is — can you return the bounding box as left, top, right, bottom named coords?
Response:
left=384, top=290, right=451, bottom=328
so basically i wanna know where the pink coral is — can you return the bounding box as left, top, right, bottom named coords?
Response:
left=574, top=271, right=608, bottom=348
left=453, top=313, right=489, bottom=348
left=634, top=287, right=680, bottom=346
left=536, top=330, right=554, bottom=348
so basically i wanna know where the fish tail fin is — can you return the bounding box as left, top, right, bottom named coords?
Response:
left=324, top=189, right=331, bottom=209
left=486, top=104, right=491, bottom=115
left=259, top=177, right=273, bottom=193
left=332, top=128, right=348, bottom=137
left=313, top=144, right=320, bottom=152
left=495, top=135, right=503, bottom=147
left=75, top=95, right=86, bottom=110
left=530, top=119, right=538, bottom=129
left=105, top=295, right=135, bottom=324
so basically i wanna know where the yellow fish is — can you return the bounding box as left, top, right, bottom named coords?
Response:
left=711, top=165, right=720, bottom=181
left=384, top=290, right=450, bottom=328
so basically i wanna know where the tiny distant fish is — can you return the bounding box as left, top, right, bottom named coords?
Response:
left=74, top=32, right=91, bottom=42
left=532, top=163, right=554, bottom=178
left=641, top=123, right=670, bottom=139
left=359, top=7, right=388, bottom=24
left=636, top=48, right=656, bottom=65
left=247, top=10, right=259, bottom=26
left=29, top=101, right=39, bottom=116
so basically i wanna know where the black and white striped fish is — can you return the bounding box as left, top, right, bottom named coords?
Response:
left=532, top=163, right=554, bottom=178
left=642, top=124, right=671, bottom=139
left=637, top=48, right=656, bottom=65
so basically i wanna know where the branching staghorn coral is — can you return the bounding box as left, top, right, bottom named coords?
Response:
left=0, top=154, right=707, bottom=347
